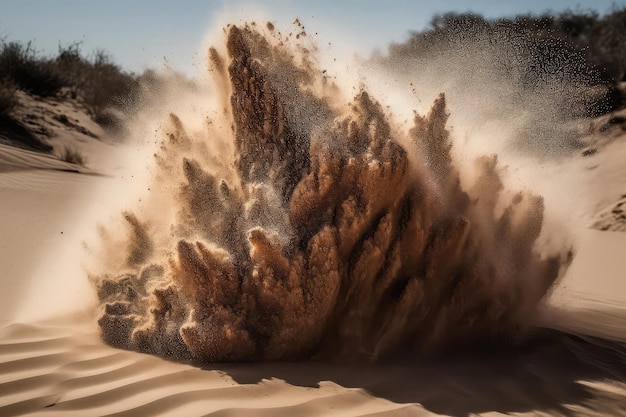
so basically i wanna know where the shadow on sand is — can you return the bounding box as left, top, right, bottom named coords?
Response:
left=201, top=329, right=626, bottom=417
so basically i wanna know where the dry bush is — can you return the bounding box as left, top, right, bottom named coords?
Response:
left=0, top=41, right=65, bottom=97
left=55, top=44, right=138, bottom=121
left=0, top=79, right=17, bottom=117
left=0, top=40, right=137, bottom=125
left=384, top=7, right=626, bottom=114
left=58, top=144, right=87, bottom=166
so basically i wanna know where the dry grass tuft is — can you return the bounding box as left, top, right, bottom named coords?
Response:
left=57, top=145, right=87, bottom=166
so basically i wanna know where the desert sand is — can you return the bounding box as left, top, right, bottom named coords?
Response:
left=2, top=25, right=626, bottom=417
left=0, top=94, right=624, bottom=417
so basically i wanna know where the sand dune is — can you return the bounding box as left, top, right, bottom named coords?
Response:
left=2, top=141, right=623, bottom=416
left=0, top=148, right=423, bottom=416
left=2, top=20, right=626, bottom=417
left=0, top=321, right=421, bottom=417
left=0, top=144, right=92, bottom=174
left=1, top=317, right=626, bottom=416
left=1, top=135, right=626, bottom=416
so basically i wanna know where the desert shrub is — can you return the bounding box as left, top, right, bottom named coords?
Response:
left=82, top=50, right=137, bottom=118
left=505, top=8, right=626, bottom=84
left=0, top=79, right=16, bottom=117
left=58, top=144, right=87, bottom=166
left=591, top=7, right=626, bottom=83
left=56, top=44, right=138, bottom=119
left=383, top=7, right=626, bottom=114
left=0, top=39, right=137, bottom=123
left=0, top=41, right=65, bottom=97
left=94, top=107, right=128, bottom=137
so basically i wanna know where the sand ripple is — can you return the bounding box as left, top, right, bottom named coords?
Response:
left=2, top=321, right=626, bottom=416
left=0, top=323, right=414, bottom=417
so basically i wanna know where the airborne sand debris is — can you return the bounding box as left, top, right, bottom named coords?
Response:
left=93, top=24, right=571, bottom=363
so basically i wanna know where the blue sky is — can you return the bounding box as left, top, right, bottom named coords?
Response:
left=1, top=0, right=624, bottom=75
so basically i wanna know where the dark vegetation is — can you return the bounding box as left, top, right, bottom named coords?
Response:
left=0, top=41, right=137, bottom=118
left=0, top=39, right=194, bottom=153
left=1, top=6, right=625, bottom=154
left=0, top=39, right=141, bottom=153
left=384, top=6, right=626, bottom=115
left=58, top=144, right=87, bottom=166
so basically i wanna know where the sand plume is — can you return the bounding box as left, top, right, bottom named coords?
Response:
left=93, top=24, right=570, bottom=363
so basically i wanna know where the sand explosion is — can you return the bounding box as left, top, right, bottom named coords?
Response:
left=93, top=24, right=570, bottom=362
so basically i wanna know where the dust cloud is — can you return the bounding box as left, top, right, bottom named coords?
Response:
left=92, top=23, right=572, bottom=363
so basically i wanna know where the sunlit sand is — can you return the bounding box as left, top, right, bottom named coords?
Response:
left=1, top=17, right=626, bottom=417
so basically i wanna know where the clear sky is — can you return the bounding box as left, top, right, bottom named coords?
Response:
left=1, top=0, right=624, bottom=76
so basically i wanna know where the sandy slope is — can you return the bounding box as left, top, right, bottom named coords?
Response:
left=534, top=124, right=626, bottom=342
left=1, top=106, right=626, bottom=416
left=0, top=144, right=425, bottom=416
left=0, top=322, right=418, bottom=417
left=1, top=316, right=626, bottom=417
